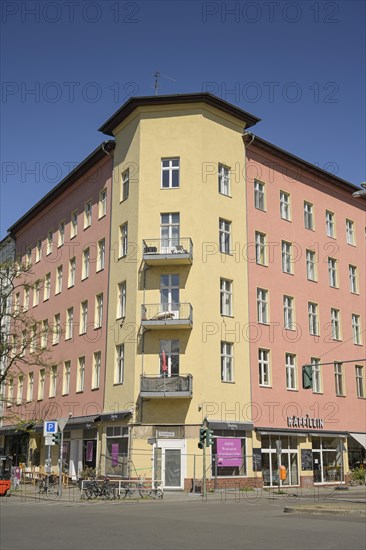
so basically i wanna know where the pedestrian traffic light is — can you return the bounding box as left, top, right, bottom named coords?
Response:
left=52, top=432, right=61, bottom=445
left=198, top=427, right=207, bottom=449
left=302, top=364, right=313, bottom=389
left=206, top=429, right=214, bottom=447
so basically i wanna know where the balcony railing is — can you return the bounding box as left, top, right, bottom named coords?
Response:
left=142, top=238, right=193, bottom=264
left=141, top=303, right=193, bottom=329
left=140, top=374, right=193, bottom=398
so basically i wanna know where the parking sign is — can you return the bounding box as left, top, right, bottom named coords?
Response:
left=43, top=421, right=58, bottom=436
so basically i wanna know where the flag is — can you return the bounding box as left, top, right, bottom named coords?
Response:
left=161, top=350, right=168, bottom=373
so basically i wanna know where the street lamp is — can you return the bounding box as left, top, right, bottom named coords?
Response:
left=352, top=182, right=366, bottom=198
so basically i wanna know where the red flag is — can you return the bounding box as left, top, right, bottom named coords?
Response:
left=161, top=350, right=168, bottom=373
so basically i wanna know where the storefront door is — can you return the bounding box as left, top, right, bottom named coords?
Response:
left=155, top=439, right=185, bottom=490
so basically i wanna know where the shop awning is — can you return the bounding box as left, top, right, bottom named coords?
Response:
left=349, top=432, right=366, bottom=449
left=94, top=411, right=132, bottom=422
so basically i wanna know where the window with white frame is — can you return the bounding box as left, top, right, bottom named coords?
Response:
left=346, top=219, right=355, bottom=245
left=355, top=365, right=364, bottom=398
left=41, top=319, right=48, bottom=348
left=258, top=348, right=270, bottom=386
left=14, top=292, right=20, bottom=313
left=115, top=344, right=124, bottom=384
left=221, top=342, right=234, bottom=382
left=55, top=265, right=63, bottom=294
left=27, top=372, right=34, bottom=402
left=282, top=241, right=292, bottom=274
left=218, top=164, right=230, bottom=196
left=71, top=210, right=78, bottom=238
left=17, top=376, right=24, bottom=404
left=122, top=169, right=129, bottom=201
left=53, top=313, right=61, bottom=345
left=97, top=238, right=105, bottom=271
left=161, top=158, right=180, bottom=188
left=36, top=239, right=42, bottom=262
left=80, top=301, right=88, bottom=334
left=328, top=257, right=338, bottom=287
left=68, top=257, right=76, bottom=288
left=26, top=246, right=32, bottom=266
left=38, top=370, right=45, bottom=400
left=325, top=211, right=335, bottom=238
left=23, top=288, right=29, bottom=311
left=219, top=218, right=231, bottom=254
left=160, top=340, right=180, bottom=376
left=93, top=351, right=101, bottom=389
left=117, top=282, right=126, bottom=319
left=283, top=295, right=294, bottom=330
left=119, top=223, right=128, bottom=257
left=82, top=248, right=90, bottom=280
left=254, top=180, right=265, bottom=210
left=308, top=302, right=319, bottom=336
left=30, top=325, right=36, bottom=353
left=95, top=294, right=103, bottom=328
left=255, top=231, right=266, bottom=265
left=77, top=356, right=85, bottom=392
left=99, top=188, right=107, bottom=218
left=66, top=307, right=74, bottom=340
left=47, top=230, right=53, bottom=255
left=8, top=378, right=14, bottom=406
left=280, top=191, right=291, bottom=220
left=58, top=220, right=65, bottom=247
left=84, top=200, right=92, bottom=228
left=334, top=362, right=344, bottom=396
left=49, top=366, right=57, bottom=397
left=331, top=308, right=341, bottom=340
left=43, top=273, right=51, bottom=301
left=306, top=249, right=317, bottom=281
left=257, top=288, right=268, bottom=324
left=63, top=361, right=71, bottom=395
left=352, top=314, right=361, bottom=345
left=285, top=353, right=297, bottom=390
left=20, top=331, right=26, bottom=357
left=304, top=201, right=314, bottom=230
left=160, top=212, right=180, bottom=251
left=220, top=278, right=233, bottom=316
left=349, top=265, right=358, bottom=294
left=310, top=357, right=321, bottom=393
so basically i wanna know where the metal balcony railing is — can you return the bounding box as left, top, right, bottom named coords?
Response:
left=140, top=374, right=193, bottom=397
left=141, top=303, right=193, bottom=327
left=142, top=238, right=193, bottom=262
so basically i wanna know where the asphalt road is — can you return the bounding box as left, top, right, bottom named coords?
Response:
left=1, top=497, right=365, bottom=550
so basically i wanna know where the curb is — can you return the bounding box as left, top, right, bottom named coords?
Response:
left=284, top=506, right=366, bottom=516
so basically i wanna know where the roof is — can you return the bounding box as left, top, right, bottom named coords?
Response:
left=8, top=141, right=115, bottom=235
left=99, top=93, right=261, bottom=136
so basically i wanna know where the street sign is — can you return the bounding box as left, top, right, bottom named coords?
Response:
left=45, top=435, right=55, bottom=446
left=57, top=418, right=68, bottom=432
left=43, top=421, right=58, bottom=436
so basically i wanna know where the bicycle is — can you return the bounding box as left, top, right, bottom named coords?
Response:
left=82, top=477, right=116, bottom=500
left=122, top=479, right=164, bottom=500
left=37, top=475, right=57, bottom=494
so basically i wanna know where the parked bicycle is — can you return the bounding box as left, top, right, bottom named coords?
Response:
left=122, top=479, right=164, bottom=500
left=82, top=476, right=117, bottom=500
left=37, top=475, right=57, bottom=494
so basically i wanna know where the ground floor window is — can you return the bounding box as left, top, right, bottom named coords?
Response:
left=261, top=435, right=298, bottom=486
left=105, top=426, right=129, bottom=476
left=211, top=430, right=247, bottom=476
left=312, top=436, right=344, bottom=483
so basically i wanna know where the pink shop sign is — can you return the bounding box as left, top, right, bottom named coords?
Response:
left=216, top=438, right=242, bottom=467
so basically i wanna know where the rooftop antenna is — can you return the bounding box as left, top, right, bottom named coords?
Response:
left=154, top=71, right=176, bottom=95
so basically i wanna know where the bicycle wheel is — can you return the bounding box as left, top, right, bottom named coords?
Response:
left=83, top=486, right=95, bottom=500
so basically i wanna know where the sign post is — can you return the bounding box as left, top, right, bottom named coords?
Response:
left=276, top=439, right=282, bottom=492
left=57, top=418, right=68, bottom=497
left=43, top=421, right=58, bottom=474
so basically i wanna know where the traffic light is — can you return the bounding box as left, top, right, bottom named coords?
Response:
left=302, top=364, right=313, bottom=389
left=206, top=429, right=214, bottom=447
left=52, top=432, right=61, bottom=445
left=198, top=427, right=207, bottom=449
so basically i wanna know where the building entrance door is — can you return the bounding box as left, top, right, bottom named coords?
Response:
left=155, top=439, right=185, bottom=490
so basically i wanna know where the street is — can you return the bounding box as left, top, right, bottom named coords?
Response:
left=1, top=493, right=365, bottom=550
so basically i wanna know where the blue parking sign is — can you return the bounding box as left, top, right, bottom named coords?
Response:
left=44, top=421, right=58, bottom=435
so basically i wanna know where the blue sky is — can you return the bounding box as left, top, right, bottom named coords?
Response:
left=1, top=0, right=365, bottom=238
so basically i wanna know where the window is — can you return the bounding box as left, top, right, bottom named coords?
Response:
left=122, top=169, right=129, bottom=201
left=38, top=370, right=45, bottom=401
left=334, top=362, right=344, bottom=396
left=161, top=158, right=180, bottom=188
left=27, top=373, right=34, bottom=402
left=257, top=288, right=268, bottom=324
left=14, top=292, right=20, bottom=313
left=66, top=307, right=74, bottom=340
left=258, top=349, right=270, bottom=386
left=53, top=313, right=61, bottom=345
left=311, top=358, right=321, bottom=393
left=160, top=339, right=180, bottom=376
left=349, top=265, right=358, bottom=294
left=220, top=279, right=233, bottom=316
left=119, top=223, right=128, bottom=258
left=218, top=164, right=230, bottom=196
left=47, top=230, right=53, bottom=255
left=328, top=258, right=338, bottom=288
left=80, top=301, right=88, bottom=334
left=285, top=353, right=297, bottom=390
left=304, top=201, right=314, bottom=230
left=355, top=366, right=364, bottom=398
left=280, top=191, right=291, bottom=220
left=77, top=357, right=85, bottom=392
left=283, top=295, right=294, bottom=330
left=326, top=211, right=335, bottom=238
left=41, top=319, right=48, bottom=348
left=82, top=248, right=90, bottom=280
left=99, top=188, right=107, bottom=218
left=346, top=219, right=355, bottom=245
left=281, top=241, right=292, bottom=274
left=36, top=239, right=42, bottom=262
left=58, top=221, right=65, bottom=247
left=95, top=294, right=103, bottom=328
left=23, top=288, right=29, bottom=311
left=71, top=210, right=78, bottom=238
left=26, top=247, right=32, bottom=266
left=115, top=344, right=124, bottom=384
left=219, top=218, right=231, bottom=254
left=8, top=379, right=14, bottom=406
left=20, top=331, right=26, bottom=357
left=306, top=249, right=317, bottom=281
left=117, top=282, right=126, bottom=319
left=255, top=231, right=266, bottom=265
left=63, top=361, right=71, bottom=395
left=161, top=213, right=180, bottom=251
left=92, top=351, right=101, bottom=389
left=331, top=308, right=341, bottom=340
left=254, top=180, right=265, bottom=210
left=17, top=376, right=24, bottom=404
left=55, top=265, right=63, bottom=294
left=49, top=366, right=57, bottom=398
left=352, top=314, right=361, bottom=345
left=68, top=257, right=76, bottom=288
left=221, top=342, right=234, bottom=382
left=308, top=302, right=319, bottom=336
left=30, top=325, right=37, bottom=353
left=97, top=238, right=105, bottom=271
left=43, top=273, right=50, bottom=301
left=84, top=200, right=92, bottom=228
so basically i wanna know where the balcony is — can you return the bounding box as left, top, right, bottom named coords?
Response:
left=140, top=374, right=193, bottom=398
left=141, top=303, right=193, bottom=330
left=142, top=238, right=193, bottom=265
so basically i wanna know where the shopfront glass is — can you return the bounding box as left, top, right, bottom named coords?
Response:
left=105, top=426, right=129, bottom=476
left=261, top=435, right=299, bottom=486
left=312, top=437, right=344, bottom=483
left=211, top=430, right=247, bottom=477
